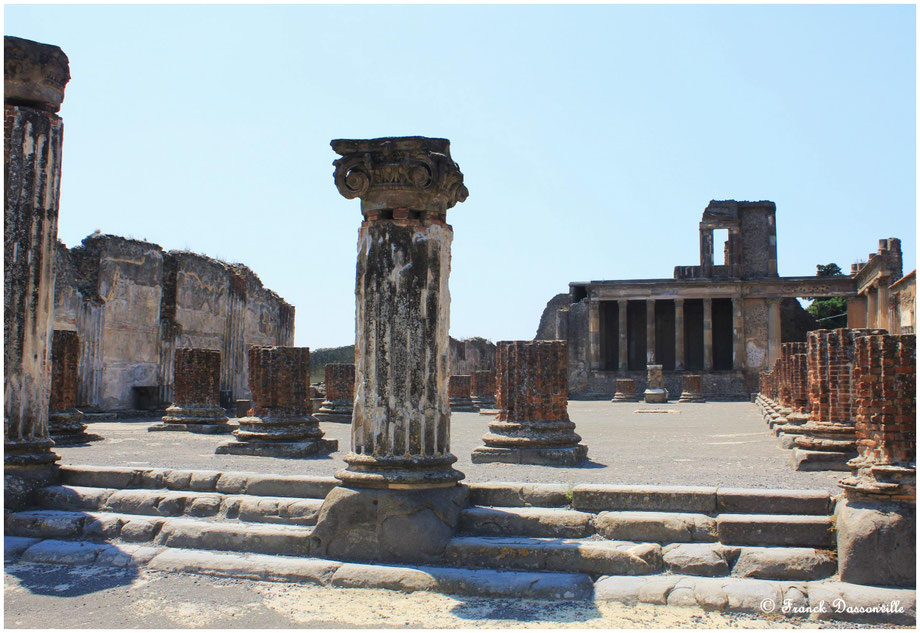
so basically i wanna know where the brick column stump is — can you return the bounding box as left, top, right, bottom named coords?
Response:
left=4, top=37, right=71, bottom=508
left=149, top=348, right=230, bottom=433
left=315, top=363, right=355, bottom=424
left=470, top=369, right=496, bottom=410
left=471, top=340, right=587, bottom=466
left=612, top=378, right=638, bottom=402
left=217, top=346, right=336, bottom=457
left=677, top=374, right=705, bottom=403
left=309, top=137, right=469, bottom=565
left=836, top=333, right=915, bottom=587
left=49, top=331, right=101, bottom=445
left=449, top=375, right=476, bottom=412
left=644, top=365, right=668, bottom=403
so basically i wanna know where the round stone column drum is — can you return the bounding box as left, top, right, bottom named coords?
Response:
left=315, top=363, right=355, bottom=424
left=612, top=378, right=638, bottom=402
left=471, top=340, right=587, bottom=466
left=470, top=369, right=496, bottom=410
left=449, top=375, right=476, bottom=412
left=216, top=346, right=337, bottom=457
left=677, top=374, right=705, bottom=403
left=151, top=348, right=229, bottom=433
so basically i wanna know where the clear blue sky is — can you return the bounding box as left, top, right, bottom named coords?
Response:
left=6, top=4, right=916, bottom=349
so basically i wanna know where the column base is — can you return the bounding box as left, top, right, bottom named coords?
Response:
left=836, top=497, right=916, bottom=587
left=677, top=393, right=706, bottom=403
left=449, top=396, right=477, bottom=412
left=644, top=389, right=668, bottom=403
left=470, top=396, right=495, bottom=410
left=471, top=444, right=588, bottom=466
left=336, top=452, right=465, bottom=489
left=215, top=437, right=338, bottom=458
left=315, top=400, right=353, bottom=424
left=49, top=410, right=104, bottom=445
left=611, top=394, right=638, bottom=402
left=4, top=439, right=61, bottom=510
left=791, top=448, right=853, bottom=471
left=150, top=404, right=231, bottom=434
left=308, top=484, right=468, bottom=564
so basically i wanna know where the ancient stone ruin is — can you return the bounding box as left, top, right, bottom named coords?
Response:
left=309, top=136, right=470, bottom=563
left=469, top=369, right=496, bottom=410
left=643, top=364, right=668, bottom=403
left=53, top=235, right=294, bottom=412
left=4, top=36, right=70, bottom=508
left=472, top=340, right=587, bottom=465
left=216, top=346, right=336, bottom=457
left=448, top=375, right=476, bottom=412
left=49, top=330, right=101, bottom=444
left=314, top=363, right=355, bottom=424
left=149, top=348, right=230, bottom=433
left=611, top=378, right=638, bottom=402
left=677, top=374, right=705, bottom=403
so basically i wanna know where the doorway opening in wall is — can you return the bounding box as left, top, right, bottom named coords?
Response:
left=713, top=229, right=730, bottom=266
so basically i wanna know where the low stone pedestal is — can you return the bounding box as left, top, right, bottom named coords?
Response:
left=470, top=370, right=496, bottom=410
left=472, top=341, right=587, bottom=466
left=216, top=347, right=337, bottom=458
left=49, top=410, right=102, bottom=446
left=234, top=400, right=251, bottom=419
left=791, top=422, right=858, bottom=471
left=449, top=375, right=477, bottom=412
left=644, top=365, right=668, bottom=403
left=315, top=363, right=354, bottom=424
left=677, top=375, right=705, bottom=403
left=149, top=349, right=230, bottom=434
left=612, top=379, right=638, bottom=402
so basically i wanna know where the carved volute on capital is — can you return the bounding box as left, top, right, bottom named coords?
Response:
left=331, top=136, right=469, bottom=218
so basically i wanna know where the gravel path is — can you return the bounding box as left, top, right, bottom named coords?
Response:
left=55, top=401, right=843, bottom=493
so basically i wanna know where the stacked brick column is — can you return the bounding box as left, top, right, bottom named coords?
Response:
left=677, top=375, right=705, bottom=403
left=472, top=340, right=587, bottom=466
left=4, top=37, right=71, bottom=508
left=836, top=333, right=915, bottom=588
left=448, top=375, right=476, bottom=412
left=792, top=329, right=884, bottom=470
left=217, top=346, right=336, bottom=457
left=612, top=378, right=638, bottom=402
left=315, top=363, right=355, bottom=424
left=150, top=348, right=229, bottom=433
left=48, top=331, right=100, bottom=445
left=470, top=369, right=496, bottom=410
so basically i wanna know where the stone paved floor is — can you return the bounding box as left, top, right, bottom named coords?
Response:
left=55, top=401, right=843, bottom=493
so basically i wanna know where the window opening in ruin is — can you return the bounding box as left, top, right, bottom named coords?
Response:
left=712, top=298, right=734, bottom=370
left=599, top=301, right=619, bottom=370
left=627, top=300, right=647, bottom=371
left=713, top=229, right=730, bottom=266
left=684, top=299, right=704, bottom=370
left=654, top=300, right=676, bottom=370
left=571, top=285, right=587, bottom=303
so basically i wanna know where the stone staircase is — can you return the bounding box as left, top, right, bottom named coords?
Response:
left=6, top=465, right=838, bottom=585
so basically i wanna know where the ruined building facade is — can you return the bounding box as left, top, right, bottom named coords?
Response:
left=538, top=201, right=902, bottom=398
left=53, top=234, right=294, bottom=410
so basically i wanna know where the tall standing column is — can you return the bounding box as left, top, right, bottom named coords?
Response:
left=587, top=299, right=601, bottom=371
left=4, top=37, right=71, bottom=509
left=618, top=299, right=628, bottom=371
left=703, top=298, right=714, bottom=370
left=876, top=278, right=890, bottom=331
left=646, top=298, right=656, bottom=365
left=732, top=296, right=744, bottom=371
left=674, top=298, right=685, bottom=371
left=766, top=298, right=782, bottom=368
left=311, top=137, right=469, bottom=564
left=866, top=286, right=878, bottom=328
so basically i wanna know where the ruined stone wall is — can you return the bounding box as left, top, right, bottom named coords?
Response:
left=448, top=336, right=496, bottom=376
left=807, top=328, right=886, bottom=424
left=739, top=204, right=777, bottom=278
left=53, top=234, right=294, bottom=410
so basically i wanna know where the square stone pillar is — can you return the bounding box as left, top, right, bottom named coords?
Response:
left=216, top=346, right=336, bottom=457
left=310, top=137, right=469, bottom=565
left=866, top=287, right=878, bottom=328
left=703, top=298, right=714, bottom=370
left=617, top=299, right=628, bottom=371
left=315, top=363, right=355, bottom=424
left=674, top=298, right=685, bottom=370
left=4, top=37, right=71, bottom=509
left=876, top=278, right=890, bottom=331
left=646, top=299, right=656, bottom=365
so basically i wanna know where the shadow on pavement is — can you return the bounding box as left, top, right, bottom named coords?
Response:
left=449, top=597, right=602, bottom=623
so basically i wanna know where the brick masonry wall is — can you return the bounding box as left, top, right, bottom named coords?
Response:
left=787, top=342, right=808, bottom=412
left=449, top=375, right=471, bottom=398
left=249, top=346, right=311, bottom=416
left=470, top=370, right=495, bottom=397
left=50, top=330, right=79, bottom=411
left=852, top=334, right=916, bottom=467
left=173, top=348, right=221, bottom=407
left=324, top=363, right=355, bottom=402
left=495, top=340, right=568, bottom=422
left=807, top=328, right=886, bottom=423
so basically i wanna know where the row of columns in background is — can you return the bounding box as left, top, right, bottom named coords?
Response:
left=588, top=296, right=774, bottom=370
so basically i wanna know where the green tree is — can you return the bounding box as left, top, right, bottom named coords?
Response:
left=806, top=263, right=848, bottom=328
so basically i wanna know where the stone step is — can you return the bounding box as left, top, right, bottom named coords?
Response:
left=459, top=506, right=595, bottom=538
left=59, top=465, right=337, bottom=499
left=466, top=483, right=571, bottom=508
left=5, top=509, right=315, bottom=556
left=443, top=536, right=836, bottom=581
left=37, top=485, right=323, bottom=526
left=716, top=514, right=834, bottom=548
left=571, top=485, right=832, bottom=515
left=595, top=511, right=718, bottom=543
